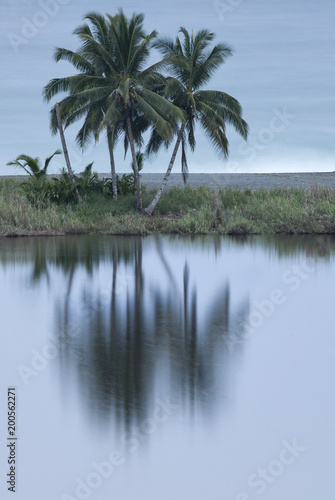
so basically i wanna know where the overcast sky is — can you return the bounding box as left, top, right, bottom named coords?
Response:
left=0, top=0, right=334, bottom=175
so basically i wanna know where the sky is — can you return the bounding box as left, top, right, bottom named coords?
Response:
left=0, top=0, right=334, bottom=175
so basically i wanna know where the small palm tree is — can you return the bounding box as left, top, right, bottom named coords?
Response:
left=143, top=28, right=249, bottom=215
left=7, top=150, right=61, bottom=178
left=43, top=11, right=185, bottom=211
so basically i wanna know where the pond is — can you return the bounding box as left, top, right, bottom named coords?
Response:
left=1, top=234, right=335, bottom=500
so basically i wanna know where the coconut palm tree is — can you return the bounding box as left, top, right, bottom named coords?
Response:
left=43, top=11, right=185, bottom=211
left=43, top=13, right=138, bottom=200
left=143, top=28, right=249, bottom=215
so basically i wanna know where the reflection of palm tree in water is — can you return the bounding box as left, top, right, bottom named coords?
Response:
left=2, top=233, right=333, bottom=429
left=52, top=236, right=250, bottom=432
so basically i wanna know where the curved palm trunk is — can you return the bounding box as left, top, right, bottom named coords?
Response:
left=107, top=127, right=118, bottom=200
left=55, top=102, right=81, bottom=203
left=143, top=123, right=186, bottom=216
left=127, top=116, right=142, bottom=212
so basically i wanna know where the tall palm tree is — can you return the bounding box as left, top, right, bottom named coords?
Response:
left=143, top=28, right=249, bottom=215
left=43, top=11, right=185, bottom=211
left=43, top=13, right=138, bottom=200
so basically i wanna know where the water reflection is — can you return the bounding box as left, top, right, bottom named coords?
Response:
left=1, top=234, right=334, bottom=433
left=51, top=236, right=250, bottom=432
left=1, top=234, right=335, bottom=500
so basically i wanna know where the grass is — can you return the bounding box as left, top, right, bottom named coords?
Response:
left=0, top=178, right=335, bottom=236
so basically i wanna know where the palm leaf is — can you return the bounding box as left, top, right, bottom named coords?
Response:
left=136, top=95, right=171, bottom=140
left=44, top=150, right=62, bottom=171
left=53, top=48, right=96, bottom=73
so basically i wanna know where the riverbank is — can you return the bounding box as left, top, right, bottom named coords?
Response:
left=1, top=176, right=335, bottom=236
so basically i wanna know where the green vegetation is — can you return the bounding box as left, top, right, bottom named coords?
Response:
left=43, top=11, right=186, bottom=210
left=143, top=27, right=248, bottom=215
left=41, top=11, right=248, bottom=213
left=1, top=178, right=334, bottom=237
left=7, top=150, right=61, bottom=178
left=2, top=10, right=331, bottom=238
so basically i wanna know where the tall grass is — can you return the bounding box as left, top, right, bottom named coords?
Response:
left=0, top=178, right=334, bottom=236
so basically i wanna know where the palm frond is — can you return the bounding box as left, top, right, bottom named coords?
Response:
left=136, top=94, right=172, bottom=140
left=76, top=107, right=105, bottom=149
left=186, top=117, right=196, bottom=151
left=7, top=155, right=37, bottom=175
left=145, top=128, right=171, bottom=157
left=191, top=47, right=232, bottom=89
left=197, top=90, right=242, bottom=114
left=15, top=155, right=41, bottom=175
left=199, top=109, right=229, bottom=159
left=164, top=77, right=186, bottom=100
left=123, top=132, right=129, bottom=159
left=53, top=48, right=96, bottom=73
left=43, top=77, right=73, bottom=102
left=197, top=93, right=248, bottom=139
left=139, top=88, right=186, bottom=124
left=44, top=150, right=62, bottom=171
left=152, top=36, right=176, bottom=57
left=97, top=97, right=124, bottom=136
left=83, top=12, right=110, bottom=47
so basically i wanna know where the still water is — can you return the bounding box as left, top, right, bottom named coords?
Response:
left=1, top=235, right=335, bottom=500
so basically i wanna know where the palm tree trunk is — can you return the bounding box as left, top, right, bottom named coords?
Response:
left=126, top=116, right=142, bottom=212
left=55, top=102, right=81, bottom=203
left=143, top=123, right=186, bottom=216
left=107, top=127, right=117, bottom=200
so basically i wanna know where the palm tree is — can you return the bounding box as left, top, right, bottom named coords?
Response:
left=143, top=28, right=249, bottom=215
left=43, top=12, right=131, bottom=200
left=7, top=150, right=61, bottom=178
left=43, top=11, right=185, bottom=211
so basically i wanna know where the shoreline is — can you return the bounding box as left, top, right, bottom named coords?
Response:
left=2, top=172, right=335, bottom=191
left=139, top=172, right=335, bottom=190
left=1, top=175, right=335, bottom=237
